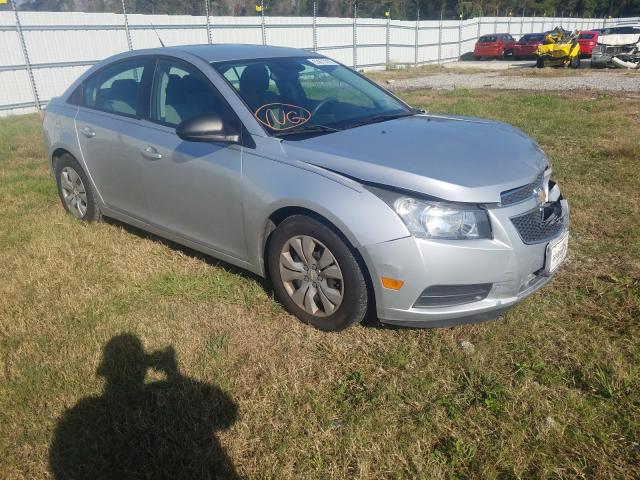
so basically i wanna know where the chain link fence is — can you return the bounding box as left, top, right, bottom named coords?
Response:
left=1, top=0, right=636, bottom=116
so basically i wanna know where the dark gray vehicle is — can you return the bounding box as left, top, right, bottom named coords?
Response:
left=42, top=44, right=569, bottom=331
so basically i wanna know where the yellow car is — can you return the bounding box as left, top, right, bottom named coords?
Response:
left=535, top=28, right=581, bottom=68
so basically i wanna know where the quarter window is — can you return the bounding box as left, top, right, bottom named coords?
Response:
left=83, top=60, right=146, bottom=116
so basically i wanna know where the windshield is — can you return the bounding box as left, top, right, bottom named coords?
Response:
left=213, top=57, right=410, bottom=136
left=602, top=26, right=640, bottom=35
left=578, top=32, right=595, bottom=39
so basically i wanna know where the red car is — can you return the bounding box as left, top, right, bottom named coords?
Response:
left=577, top=30, right=599, bottom=56
left=512, top=33, right=546, bottom=59
left=473, top=33, right=516, bottom=59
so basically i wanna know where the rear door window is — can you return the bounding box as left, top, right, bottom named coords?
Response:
left=83, top=59, right=147, bottom=117
left=479, top=35, right=497, bottom=42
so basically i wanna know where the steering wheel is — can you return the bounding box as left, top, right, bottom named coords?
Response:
left=312, top=97, right=338, bottom=116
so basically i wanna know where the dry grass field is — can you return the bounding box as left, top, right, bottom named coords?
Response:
left=1, top=89, right=639, bottom=479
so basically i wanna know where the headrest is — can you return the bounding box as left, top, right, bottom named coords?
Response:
left=239, top=64, right=270, bottom=94
left=110, top=79, right=137, bottom=99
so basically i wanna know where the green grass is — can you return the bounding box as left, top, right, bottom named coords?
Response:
left=1, top=90, right=639, bottom=479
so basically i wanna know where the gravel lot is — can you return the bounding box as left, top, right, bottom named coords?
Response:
left=385, top=67, right=640, bottom=93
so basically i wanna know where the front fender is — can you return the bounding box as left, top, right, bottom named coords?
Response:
left=241, top=150, right=409, bottom=275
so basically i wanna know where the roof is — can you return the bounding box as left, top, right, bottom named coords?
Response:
left=162, top=44, right=320, bottom=63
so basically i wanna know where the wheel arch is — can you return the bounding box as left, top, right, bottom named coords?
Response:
left=260, top=205, right=377, bottom=316
left=51, top=147, right=74, bottom=171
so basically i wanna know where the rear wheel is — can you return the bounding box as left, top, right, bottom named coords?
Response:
left=570, top=55, right=581, bottom=68
left=536, top=57, right=545, bottom=68
left=267, top=215, right=369, bottom=331
left=54, top=153, right=102, bottom=222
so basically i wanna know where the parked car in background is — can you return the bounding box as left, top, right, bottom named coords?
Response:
left=473, top=34, right=516, bottom=59
left=512, top=33, right=546, bottom=59
left=576, top=30, right=599, bottom=56
left=535, top=27, right=582, bottom=68
left=592, top=24, right=640, bottom=67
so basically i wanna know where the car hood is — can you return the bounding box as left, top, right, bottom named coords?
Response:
left=597, top=34, right=640, bottom=46
left=281, top=114, right=547, bottom=204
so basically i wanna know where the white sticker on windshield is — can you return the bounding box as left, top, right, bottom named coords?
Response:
left=308, top=58, right=337, bottom=66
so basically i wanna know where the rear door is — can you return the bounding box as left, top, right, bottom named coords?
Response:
left=134, top=57, right=247, bottom=260
left=503, top=34, right=515, bottom=51
left=75, top=58, right=153, bottom=220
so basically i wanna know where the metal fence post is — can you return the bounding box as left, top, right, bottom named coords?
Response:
left=476, top=15, right=481, bottom=41
left=457, top=14, right=462, bottom=60
left=10, top=0, right=41, bottom=112
left=260, top=0, right=266, bottom=45
left=312, top=1, right=318, bottom=52
left=494, top=15, right=497, bottom=33
left=204, top=0, right=212, bottom=44
left=352, top=1, right=357, bottom=69
left=414, top=9, right=419, bottom=67
left=121, top=0, right=133, bottom=51
left=520, top=9, right=524, bottom=35
left=385, top=14, right=390, bottom=67
left=437, top=9, right=443, bottom=65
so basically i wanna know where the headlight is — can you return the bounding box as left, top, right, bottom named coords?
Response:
left=593, top=44, right=604, bottom=54
left=366, top=186, right=491, bottom=240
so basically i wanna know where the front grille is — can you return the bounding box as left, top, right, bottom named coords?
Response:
left=604, top=45, right=635, bottom=55
left=500, top=172, right=544, bottom=206
left=413, top=283, right=492, bottom=308
left=511, top=202, right=565, bottom=244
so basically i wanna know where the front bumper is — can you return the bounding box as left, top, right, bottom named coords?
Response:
left=591, top=52, right=612, bottom=66
left=361, top=196, right=569, bottom=328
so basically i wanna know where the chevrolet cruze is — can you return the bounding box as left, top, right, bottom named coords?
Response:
left=42, top=44, right=569, bottom=331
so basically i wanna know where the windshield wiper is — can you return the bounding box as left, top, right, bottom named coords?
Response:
left=345, top=110, right=418, bottom=129
left=273, top=124, right=342, bottom=138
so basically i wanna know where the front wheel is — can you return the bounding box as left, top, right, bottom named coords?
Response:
left=536, top=57, right=545, bottom=69
left=570, top=55, right=581, bottom=68
left=267, top=215, right=369, bottom=331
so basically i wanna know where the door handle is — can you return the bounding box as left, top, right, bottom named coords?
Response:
left=79, top=126, right=95, bottom=138
left=141, top=146, right=162, bottom=160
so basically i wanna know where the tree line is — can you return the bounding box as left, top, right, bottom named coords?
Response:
left=4, top=0, right=639, bottom=20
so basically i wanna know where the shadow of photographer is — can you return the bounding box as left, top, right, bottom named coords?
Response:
left=49, top=334, right=239, bottom=479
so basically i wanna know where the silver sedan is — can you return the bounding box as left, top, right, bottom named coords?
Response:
left=42, top=44, right=569, bottom=331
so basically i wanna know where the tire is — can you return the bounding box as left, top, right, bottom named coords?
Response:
left=536, top=57, right=545, bottom=69
left=499, top=50, right=507, bottom=60
left=267, top=215, right=369, bottom=331
left=54, top=153, right=102, bottom=222
left=570, top=55, right=581, bottom=69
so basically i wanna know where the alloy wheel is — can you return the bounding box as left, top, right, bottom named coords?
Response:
left=279, top=235, right=344, bottom=317
left=60, top=166, right=88, bottom=219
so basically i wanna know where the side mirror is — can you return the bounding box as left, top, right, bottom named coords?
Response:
left=176, top=113, right=240, bottom=144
